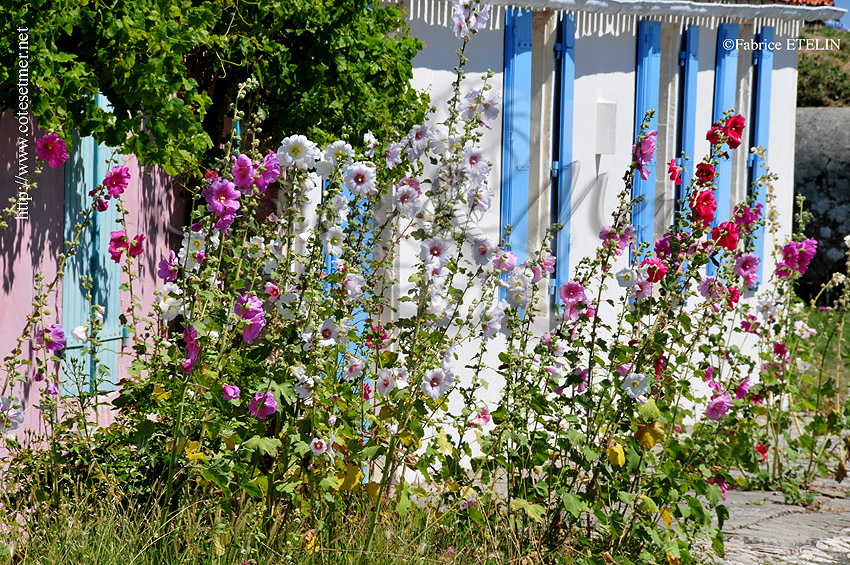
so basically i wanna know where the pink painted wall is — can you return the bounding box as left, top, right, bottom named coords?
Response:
left=0, top=110, right=185, bottom=447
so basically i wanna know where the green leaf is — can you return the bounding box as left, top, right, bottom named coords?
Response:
left=510, top=498, right=545, bottom=523
left=202, top=456, right=233, bottom=489
left=716, top=504, right=730, bottom=530
left=242, top=436, right=281, bottom=457
left=562, top=493, right=584, bottom=518
left=240, top=479, right=263, bottom=499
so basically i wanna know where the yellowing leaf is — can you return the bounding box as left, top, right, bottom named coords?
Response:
left=185, top=440, right=205, bottom=461
left=337, top=464, right=364, bottom=492
left=635, top=421, right=665, bottom=449
left=437, top=428, right=451, bottom=454
left=606, top=441, right=626, bottom=467
left=152, top=383, right=171, bottom=402
left=660, top=507, right=673, bottom=529
left=365, top=482, right=382, bottom=501
left=666, top=552, right=680, bottom=565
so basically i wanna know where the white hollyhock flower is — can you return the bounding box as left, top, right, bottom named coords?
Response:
left=322, top=226, right=345, bottom=257
left=310, top=437, right=329, bottom=456
left=421, top=237, right=455, bottom=269
left=793, top=320, right=817, bottom=338
left=506, top=271, right=531, bottom=310
left=277, top=135, right=319, bottom=170
left=329, top=194, right=350, bottom=222
left=343, top=355, right=364, bottom=382
left=317, top=319, right=339, bottom=347
left=157, top=282, right=184, bottom=322
left=324, top=140, right=355, bottom=166
left=467, top=184, right=493, bottom=212
left=344, top=273, right=365, bottom=299
left=246, top=236, right=265, bottom=259
left=470, top=236, right=495, bottom=267
left=344, top=162, right=377, bottom=196
left=404, top=125, right=429, bottom=161
left=375, top=368, right=396, bottom=397
left=293, top=366, right=314, bottom=401
left=427, top=124, right=451, bottom=156
left=93, top=305, right=105, bottom=322
left=363, top=131, right=378, bottom=158
left=461, top=144, right=490, bottom=185
left=394, top=184, right=421, bottom=217
left=385, top=141, right=403, bottom=169
left=315, top=158, right=335, bottom=180
left=482, top=300, right=507, bottom=340
left=421, top=367, right=454, bottom=400
left=70, top=325, right=89, bottom=343
left=622, top=373, right=649, bottom=399
left=616, top=267, right=638, bottom=288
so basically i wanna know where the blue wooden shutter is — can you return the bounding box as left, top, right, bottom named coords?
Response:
left=749, top=26, right=774, bottom=286
left=554, top=13, right=576, bottom=288
left=707, top=23, right=739, bottom=276
left=676, top=25, right=699, bottom=220
left=63, top=93, right=122, bottom=394
left=501, top=9, right=533, bottom=267
left=633, top=20, right=662, bottom=257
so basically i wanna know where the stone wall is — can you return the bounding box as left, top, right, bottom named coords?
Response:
left=795, top=107, right=850, bottom=299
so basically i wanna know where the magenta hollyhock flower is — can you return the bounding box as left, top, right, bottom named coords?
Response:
left=724, top=114, right=746, bottom=150
left=735, top=377, right=750, bottom=400
left=706, top=391, right=733, bottom=420
left=222, top=384, right=240, bottom=401
left=249, top=391, right=277, bottom=419
left=129, top=234, right=145, bottom=258
left=36, top=133, right=70, bottom=168
left=158, top=250, right=179, bottom=282
left=558, top=280, right=586, bottom=306
left=181, top=325, right=200, bottom=374
left=654, top=235, right=672, bottom=259
left=734, top=202, right=762, bottom=232
left=232, top=154, right=255, bottom=190
left=265, top=282, right=280, bottom=302
left=201, top=178, right=242, bottom=218
left=734, top=253, right=760, bottom=287
left=253, top=151, right=280, bottom=192
left=109, top=230, right=129, bottom=263
left=667, top=158, right=682, bottom=185
left=103, top=166, right=131, bottom=199
left=37, top=323, right=66, bottom=354
left=234, top=294, right=266, bottom=344
left=214, top=211, right=237, bottom=233
left=96, top=198, right=109, bottom=212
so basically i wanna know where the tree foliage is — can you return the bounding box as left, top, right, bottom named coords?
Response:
left=1, top=0, right=427, bottom=175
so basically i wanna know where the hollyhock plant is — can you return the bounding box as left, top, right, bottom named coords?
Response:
left=234, top=294, right=266, bottom=345
left=129, top=234, right=145, bottom=258
left=667, top=159, right=682, bottom=185
left=103, top=166, right=131, bottom=198
left=202, top=178, right=242, bottom=219
left=695, top=163, right=715, bottom=184
left=422, top=367, right=453, bottom=400
left=734, top=253, right=760, bottom=287
left=706, top=124, right=723, bottom=146
left=558, top=280, right=587, bottom=306
left=493, top=251, right=518, bottom=272
left=232, top=154, right=256, bottom=190
left=37, top=324, right=66, bottom=354
left=35, top=133, right=70, bottom=168
left=711, top=222, right=740, bottom=252
left=249, top=391, right=277, bottom=420
left=706, top=391, right=733, bottom=420
left=344, top=162, right=377, bottom=196
left=253, top=152, right=280, bottom=192
left=109, top=230, right=129, bottom=262
left=723, top=114, right=746, bottom=149
left=632, top=129, right=657, bottom=180
left=641, top=258, right=668, bottom=283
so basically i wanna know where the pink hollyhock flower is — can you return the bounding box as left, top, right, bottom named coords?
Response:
left=728, top=287, right=741, bottom=309
left=234, top=294, right=266, bottom=344
left=735, top=377, right=750, bottom=400
left=641, top=258, right=668, bottom=283
left=232, top=154, right=256, bottom=190
left=37, top=323, right=66, bottom=354
left=734, top=253, right=760, bottom=287
left=619, top=225, right=636, bottom=250
left=109, top=230, right=129, bottom=263
left=158, top=250, right=179, bottom=282
left=249, top=391, right=277, bottom=419
left=493, top=251, right=518, bottom=272
left=214, top=211, right=237, bottom=233
left=698, top=276, right=725, bottom=300
left=632, top=130, right=658, bottom=180
left=706, top=391, right=733, bottom=420
left=574, top=368, right=589, bottom=393
left=265, top=282, right=280, bottom=302
left=667, top=158, right=682, bottom=185
left=253, top=151, right=280, bottom=192
left=36, top=133, right=69, bottom=168
left=362, top=382, right=372, bottom=401
left=558, top=280, right=586, bottom=306
left=756, top=442, right=768, bottom=462
left=129, top=234, right=145, bottom=258
left=711, top=221, right=740, bottom=252
left=734, top=202, right=762, bottom=232
left=46, top=380, right=60, bottom=396
left=96, top=198, right=109, bottom=212
left=654, top=235, right=672, bottom=259
left=690, top=190, right=717, bottom=228
left=181, top=325, right=199, bottom=374
left=708, top=477, right=728, bottom=501
left=201, top=178, right=242, bottom=218
left=470, top=406, right=492, bottom=428
left=103, top=166, right=131, bottom=199
left=222, top=384, right=240, bottom=401
left=724, top=114, right=746, bottom=149
left=630, top=279, right=652, bottom=301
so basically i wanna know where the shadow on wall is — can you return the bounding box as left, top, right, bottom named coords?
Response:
left=795, top=107, right=850, bottom=301
left=0, top=111, right=64, bottom=295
